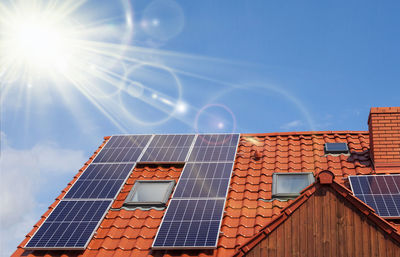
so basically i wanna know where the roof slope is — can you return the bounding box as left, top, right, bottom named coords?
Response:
left=234, top=171, right=400, bottom=257
left=13, top=131, right=387, bottom=257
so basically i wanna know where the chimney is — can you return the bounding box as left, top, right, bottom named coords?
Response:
left=368, top=107, right=400, bottom=173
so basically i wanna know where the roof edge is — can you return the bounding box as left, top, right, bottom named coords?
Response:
left=233, top=170, right=400, bottom=257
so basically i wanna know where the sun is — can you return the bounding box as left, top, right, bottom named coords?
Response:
left=9, top=15, right=73, bottom=72
left=0, top=1, right=82, bottom=80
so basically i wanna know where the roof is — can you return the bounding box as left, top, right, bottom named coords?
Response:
left=12, top=130, right=400, bottom=257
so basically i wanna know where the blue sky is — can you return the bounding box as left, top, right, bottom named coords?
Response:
left=1, top=0, right=400, bottom=256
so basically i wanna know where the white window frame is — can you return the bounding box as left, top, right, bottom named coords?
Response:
left=272, top=172, right=314, bottom=198
left=124, top=180, right=175, bottom=206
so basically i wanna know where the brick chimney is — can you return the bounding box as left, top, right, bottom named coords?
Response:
left=368, top=107, right=400, bottom=173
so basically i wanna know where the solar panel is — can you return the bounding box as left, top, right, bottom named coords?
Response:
left=64, top=163, right=134, bottom=199
left=93, top=135, right=151, bottom=163
left=140, top=134, right=195, bottom=162
left=25, top=200, right=112, bottom=249
left=188, top=134, right=239, bottom=162
left=153, top=199, right=225, bottom=248
left=349, top=175, right=400, bottom=218
left=26, top=138, right=139, bottom=249
left=324, top=142, right=349, bottom=154
left=153, top=134, right=239, bottom=249
left=173, top=163, right=233, bottom=198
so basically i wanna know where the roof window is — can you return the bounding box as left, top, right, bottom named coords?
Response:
left=124, top=180, right=175, bottom=207
left=272, top=173, right=314, bottom=199
left=324, top=142, right=349, bottom=155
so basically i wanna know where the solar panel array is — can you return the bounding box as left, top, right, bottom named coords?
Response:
left=26, top=135, right=152, bottom=249
left=153, top=134, right=240, bottom=249
left=26, top=134, right=240, bottom=250
left=349, top=175, right=400, bottom=218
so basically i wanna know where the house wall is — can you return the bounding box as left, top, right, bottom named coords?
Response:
left=244, top=186, right=400, bottom=257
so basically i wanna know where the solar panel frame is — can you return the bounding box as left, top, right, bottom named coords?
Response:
left=25, top=200, right=112, bottom=250
left=349, top=175, right=400, bottom=218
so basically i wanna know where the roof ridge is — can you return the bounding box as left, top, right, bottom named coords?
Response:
left=241, top=130, right=369, bottom=137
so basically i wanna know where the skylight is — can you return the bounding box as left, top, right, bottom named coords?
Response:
left=272, top=173, right=315, bottom=198
left=125, top=180, right=175, bottom=206
left=324, top=143, right=349, bottom=155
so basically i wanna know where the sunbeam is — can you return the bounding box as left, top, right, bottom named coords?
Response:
left=0, top=0, right=313, bottom=135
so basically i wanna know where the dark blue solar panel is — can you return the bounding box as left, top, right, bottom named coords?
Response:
left=152, top=134, right=239, bottom=249
left=104, top=135, right=151, bottom=148
left=140, top=135, right=195, bottom=162
left=79, top=163, right=133, bottom=180
left=64, top=180, right=125, bottom=199
left=188, top=146, right=237, bottom=162
left=64, top=163, right=134, bottom=199
left=349, top=175, right=400, bottom=218
left=25, top=200, right=111, bottom=249
left=92, top=135, right=151, bottom=163
left=179, top=162, right=234, bottom=180
left=173, top=179, right=230, bottom=198
left=173, top=163, right=233, bottom=198
left=187, top=134, right=239, bottom=162
left=193, top=134, right=239, bottom=147
left=153, top=199, right=224, bottom=248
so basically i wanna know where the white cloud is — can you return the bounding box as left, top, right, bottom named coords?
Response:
left=281, top=120, right=303, bottom=130
left=0, top=134, right=86, bottom=257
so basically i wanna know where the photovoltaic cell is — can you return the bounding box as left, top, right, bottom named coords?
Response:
left=92, top=135, right=151, bottom=163
left=25, top=200, right=111, bottom=249
left=188, top=134, right=239, bottom=162
left=349, top=175, right=400, bottom=217
left=140, top=135, right=195, bottom=162
left=64, top=163, right=134, bottom=199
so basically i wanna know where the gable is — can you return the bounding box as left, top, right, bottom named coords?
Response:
left=239, top=185, right=400, bottom=257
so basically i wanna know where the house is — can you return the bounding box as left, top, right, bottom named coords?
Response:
left=13, top=107, right=400, bottom=257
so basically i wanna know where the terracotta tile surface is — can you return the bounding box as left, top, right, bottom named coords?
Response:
left=13, top=131, right=400, bottom=257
